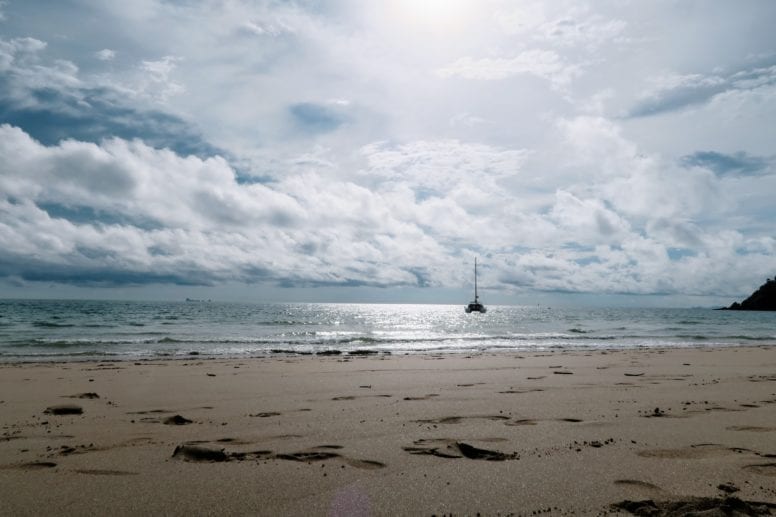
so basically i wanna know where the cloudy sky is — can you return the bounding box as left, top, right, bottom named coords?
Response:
left=1, top=0, right=775, bottom=305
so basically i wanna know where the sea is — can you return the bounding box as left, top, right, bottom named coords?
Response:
left=0, top=299, right=774, bottom=362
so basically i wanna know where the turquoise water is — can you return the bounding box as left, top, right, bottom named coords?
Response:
left=0, top=300, right=774, bottom=361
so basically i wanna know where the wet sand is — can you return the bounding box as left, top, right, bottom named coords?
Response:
left=1, top=346, right=776, bottom=515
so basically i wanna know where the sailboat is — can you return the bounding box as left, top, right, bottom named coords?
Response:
left=465, top=258, right=486, bottom=313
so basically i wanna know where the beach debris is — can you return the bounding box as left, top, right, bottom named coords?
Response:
left=624, top=372, right=645, bottom=377
left=553, top=370, right=574, bottom=375
left=640, top=407, right=666, bottom=418
left=163, top=414, right=193, bottom=425
left=43, top=404, right=83, bottom=415
left=612, top=496, right=775, bottom=515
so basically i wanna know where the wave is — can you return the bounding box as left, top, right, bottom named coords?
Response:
left=32, top=321, right=76, bottom=328
left=6, top=339, right=126, bottom=349
left=5, top=330, right=773, bottom=350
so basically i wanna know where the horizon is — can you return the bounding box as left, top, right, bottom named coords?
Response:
left=1, top=1, right=775, bottom=306
left=0, top=286, right=740, bottom=310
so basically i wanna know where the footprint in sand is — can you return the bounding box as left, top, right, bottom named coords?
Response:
left=344, top=459, right=386, bottom=470
left=65, top=393, right=100, bottom=399
left=614, top=479, right=663, bottom=492
left=43, top=405, right=83, bottom=415
left=403, top=394, right=439, bottom=401
left=126, top=409, right=174, bottom=415
left=505, top=419, right=538, bottom=426
left=172, top=443, right=385, bottom=469
left=638, top=444, right=756, bottom=460
left=332, top=395, right=393, bottom=401
left=14, top=461, right=58, bottom=470
left=743, top=463, right=776, bottom=477
left=74, top=469, right=138, bottom=476
left=414, top=415, right=510, bottom=424
left=172, top=445, right=229, bottom=462
left=163, top=415, right=193, bottom=425
left=403, top=438, right=518, bottom=461
left=727, top=425, right=776, bottom=432
left=172, top=444, right=271, bottom=462
left=275, top=451, right=341, bottom=462
left=277, top=448, right=385, bottom=469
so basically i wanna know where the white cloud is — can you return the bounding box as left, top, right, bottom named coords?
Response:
left=0, top=36, right=47, bottom=70
left=436, top=50, right=581, bottom=89
left=95, top=48, right=116, bottom=61
left=1, top=1, right=776, bottom=302
left=629, top=63, right=776, bottom=118
left=238, top=18, right=295, bottom=37
left=137, top=55, right=185, bottom=100
left=496, top=2, right=628, bottom=50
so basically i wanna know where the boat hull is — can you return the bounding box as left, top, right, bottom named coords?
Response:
left=465, top=303, right=486, bottom=313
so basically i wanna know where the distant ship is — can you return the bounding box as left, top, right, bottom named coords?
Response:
left=465, top=258, right=486, bottom=313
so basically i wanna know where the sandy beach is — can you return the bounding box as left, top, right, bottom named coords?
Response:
left=1, top=346, right=776, bottom=515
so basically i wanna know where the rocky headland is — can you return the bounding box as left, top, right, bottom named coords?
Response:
left=722, top=277, right=776, bottom=311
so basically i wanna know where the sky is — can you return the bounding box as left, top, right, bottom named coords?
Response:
left=0, top=0, right=775, bottom=306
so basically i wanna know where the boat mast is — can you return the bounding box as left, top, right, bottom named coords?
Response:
left=474, top=257, right=479, bottom=303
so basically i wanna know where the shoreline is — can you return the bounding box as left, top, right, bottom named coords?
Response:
left=2, top=346, right=776, bottom=515
left=3, top=341, right=776, bottom=365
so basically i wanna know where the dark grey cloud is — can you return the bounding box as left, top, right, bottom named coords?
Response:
left=680, top=151, right=771, bottom=176
left=0, top=254, right=215, bottom=287
left=628, top=60, right=776, bottom=118
left=0, top=79, right=225, bottom=159
left=36, top=202, right=164, bottom=230
left=18, top=267, right=212, bottom=287
left=289, top=102, right=347, bottom=133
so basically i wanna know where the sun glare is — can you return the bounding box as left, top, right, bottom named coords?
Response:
left=391, top=0, right=474, bottom=33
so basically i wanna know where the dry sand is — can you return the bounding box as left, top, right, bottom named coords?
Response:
left=1, top=346, right=776, bottom=515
